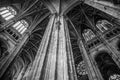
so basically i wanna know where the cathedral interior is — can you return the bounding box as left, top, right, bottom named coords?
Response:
left=0, top=0, right=120, bottom=80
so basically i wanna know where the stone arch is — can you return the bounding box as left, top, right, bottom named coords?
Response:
left=0, top=6, right=17, bottom=21
left=95, top=51, right=120, bottom=80
left=12, top=19, right=29, bottom=34
left=94, top=15, right=113, bottom=32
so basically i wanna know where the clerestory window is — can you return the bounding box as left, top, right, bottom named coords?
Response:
left=83, top=29, right=95, bottom=42
left=96, top=20, right=113, bottom=33
left=0, top=6, right=17, bottom=21
left=12, top=20, right=28, bottom=34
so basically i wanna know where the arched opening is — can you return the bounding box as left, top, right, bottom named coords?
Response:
left=82, top=29, right=95, bottom=42
left=0, top=6, right=17, bottom=21
left=12, top=20, right=29, bottom=34
left=95, top=51, right=120, bottom=80
left=5, top=19, right=29, bottom=41
left=0, top=39, right=9, bottom=61
left=96, top=20, right=113, bottom=33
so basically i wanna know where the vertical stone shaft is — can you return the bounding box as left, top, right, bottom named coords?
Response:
left=57, top=16, right=69, bottom=80
left=27, top=15, right=55, bottom=80
left=26, top=15, right=77, bottom=80
left=43, top=15, right=59, bottom=80
left=64, top=19, right=78, bottom=80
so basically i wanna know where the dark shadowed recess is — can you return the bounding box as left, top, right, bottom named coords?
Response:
left=66, top=18, right=89, bottom=80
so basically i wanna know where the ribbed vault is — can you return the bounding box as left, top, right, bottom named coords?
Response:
left=0, top=0, right=51, bottom=79
left=0, top=0, right=120, bottom=80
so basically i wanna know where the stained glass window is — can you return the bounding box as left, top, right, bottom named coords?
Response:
left=13, top=20, right=28, bottom=34
left=83, top=29, right=95, bottom=41
left=0, top=6, right=17, bottom=21
left=96, top=20, right=113, bottom=32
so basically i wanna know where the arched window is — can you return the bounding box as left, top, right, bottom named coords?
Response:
left=96, top=20, right=113, bottom=33
left=83, top=29, right=95, bottom=41
left=13, top=20, right=28, bottom=34
left=0, top=6, right=17, bottom=21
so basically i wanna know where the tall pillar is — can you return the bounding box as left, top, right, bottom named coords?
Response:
left=25, top=14, right=77, bottom=80
left=78, top=39, right=102, bottom=80
left=0, top=10, right=50, bottom=78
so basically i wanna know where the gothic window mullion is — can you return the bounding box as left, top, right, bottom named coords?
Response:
left=83, top=29, right=95, bottom=42
left=0, top=6, right=17, bottom=21
left=5, top=19, right=29, bottom=41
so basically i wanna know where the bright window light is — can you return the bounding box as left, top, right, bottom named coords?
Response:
left=12, top=20, right=29, bottom=34
left=0, top=6, right=17, bottom=21
left=96, top=20, right=113, bottom=33
left=18, top=26, right=25, bottom=32
left=21, top=28, right=27, bottom=34
left=0, top=10, right=9, bottom=15
left=2, top=12, right=12, bottom=18
left=13, top=21, right=21, bottom=28
left=5, top=15, right=14, bottom=21
left=16, top=23, right=23, bottom=30
left=0, top=7, right=6, bottom=11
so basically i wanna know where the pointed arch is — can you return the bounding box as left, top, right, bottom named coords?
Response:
left=82, top=28, right=95, bottom=42
left=12, top=19, right=29, bottom=34
left=96, top=19, right=113, bottom=33
left=18, top=56, right=25, bottom=67
left=95, top=51, right=120, bottom=80
left=0, top=6, right=17, bottom=21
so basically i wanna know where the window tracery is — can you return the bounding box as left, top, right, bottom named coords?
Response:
left=5, top=20, right=28, bottom=41
left=0, top=6, right=17, bottom=21
left=83, top=29, right=95, bottom=41
left=13, top=20, right=28, bottom=34
left=77, top=61, right=87, bottom=76
left=96, top=20, right=113, bottom=32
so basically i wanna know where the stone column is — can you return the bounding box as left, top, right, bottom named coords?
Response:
left=78, top=40, right=100, bottom=80
left=0, top=12, right=49, bottom=78
left=25, top=15, right=77, bottom=80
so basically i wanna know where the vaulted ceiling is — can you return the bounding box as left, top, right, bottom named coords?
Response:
left=0, top=0, right=118, bottom=80
left=48, top=0, right=80, bottom=14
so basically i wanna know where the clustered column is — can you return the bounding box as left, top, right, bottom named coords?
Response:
left=25, top=14, right=77, bottom=80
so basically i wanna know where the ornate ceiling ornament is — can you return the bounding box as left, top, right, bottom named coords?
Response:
left=77, top=61, right=87, bottom=76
